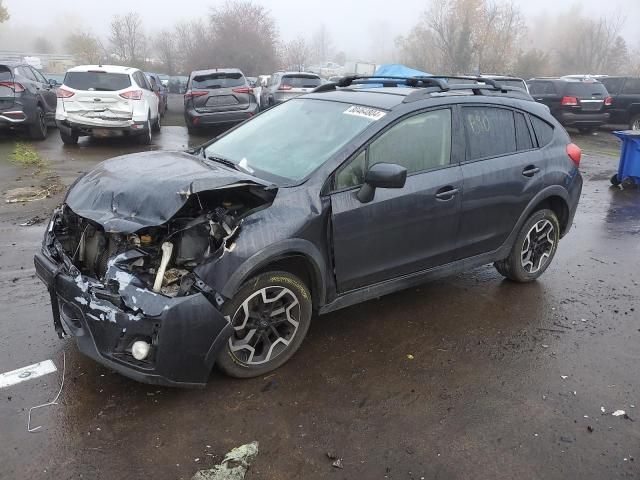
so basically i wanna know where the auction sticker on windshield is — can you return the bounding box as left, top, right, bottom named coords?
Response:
left=343, top=105, right=386, bottom=121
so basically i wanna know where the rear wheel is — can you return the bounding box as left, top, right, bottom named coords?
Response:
left=217, top=271, right=312, bottom=378
left=28, top=107, right=47, bottom=140
left=494, top=209, right=560, bottom=283
left=137, top=116, right=152, bottom=145
left=60, top=129, right=78, bottom=145
left=630, top=114, right=640, bottom=131
left=152, top=112, right=161, bottom=132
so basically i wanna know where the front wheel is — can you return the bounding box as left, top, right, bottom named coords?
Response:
left=60, top=129, right=78, bottom=145
left=494, top=209, right=560, bottom=283
left=152, top=112, right=161, bottom=132
left=217, top=271, right=312, bottom=378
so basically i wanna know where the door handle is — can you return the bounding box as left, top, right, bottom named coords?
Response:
left=435, top=186, right=459, bottom=200
left=522, top=166, right=540, bottom=177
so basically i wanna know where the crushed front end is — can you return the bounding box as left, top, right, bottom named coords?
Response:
left=34, top=185, right=271, bottom=387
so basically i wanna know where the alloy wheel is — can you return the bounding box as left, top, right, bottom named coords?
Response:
left=228, top=286, right=301, bottom=365
left=521, top=219, right=555, bottom=274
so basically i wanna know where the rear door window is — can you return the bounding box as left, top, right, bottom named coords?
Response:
left=192, top=72, right=245, bottom=89
left=462, top=106, right=516, bottom=160
left=530, top=115, right=554, bottom=147
left=281, top=75, right=321, bottom=88
left=64, top=72, right=132, bottom=91
left=622, top=78, right=640, bottom=95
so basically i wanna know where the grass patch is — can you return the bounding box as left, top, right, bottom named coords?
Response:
left=10, top=142, right=47, bottom=171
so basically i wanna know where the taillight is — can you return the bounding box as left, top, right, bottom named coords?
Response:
left=278, top=85, right=292, bottom=91
left=184, top=90, right=207, bottom=99
left=0, top=81, right=25, bottom=93
left=567, top=143, right=582, bottom=167
left=232, top=87, right=253, bottom=94
left=120, top=90, right=143, bottom=100
left=561, top=96, right=579, bottom=106
left=56, top=87, right=75, bottom=98
left=604, top=96, right=613, bottom=106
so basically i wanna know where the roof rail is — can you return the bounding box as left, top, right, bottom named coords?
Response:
left=311, top=75, right=535, bottom=102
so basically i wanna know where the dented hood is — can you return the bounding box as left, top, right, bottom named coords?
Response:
left=65, top=150, right=269, bottom=233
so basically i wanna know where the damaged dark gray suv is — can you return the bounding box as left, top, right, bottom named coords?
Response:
left=34, top=76, right=583, bottom=387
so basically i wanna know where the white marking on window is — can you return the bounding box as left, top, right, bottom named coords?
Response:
left=343, top=105, right=386, bottom=121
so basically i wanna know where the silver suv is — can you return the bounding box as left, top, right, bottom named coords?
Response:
left=260, top=72, right=322, bottom=109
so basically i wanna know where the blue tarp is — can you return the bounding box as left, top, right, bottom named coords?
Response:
left=373, top=64, right=431, bottom=77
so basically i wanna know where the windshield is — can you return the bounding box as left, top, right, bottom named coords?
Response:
left=204, top=99, right=382, bottom=184
left=64, top=72, right=131, bottom=91
left=192, top=72, right=245, bottom=89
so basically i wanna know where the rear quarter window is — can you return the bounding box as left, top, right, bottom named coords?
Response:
left=622, top=78, right=640, bottom=95
left=64, top=72, right=132, bottom=91
left=192, top=72, right=245, bottom=89
left=0, top=65, right=12, bottom=81
left=530, top=115, right=554, bottom=147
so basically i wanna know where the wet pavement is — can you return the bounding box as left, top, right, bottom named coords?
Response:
left=0, top=99, right=638, bottom=479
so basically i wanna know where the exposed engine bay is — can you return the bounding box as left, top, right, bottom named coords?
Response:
left=52, top=186, right=274, bottom=298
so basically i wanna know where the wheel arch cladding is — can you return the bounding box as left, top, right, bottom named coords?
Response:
left=220, top=239, right=327, bottom=309
left=532, top=195, right=570, bottom=234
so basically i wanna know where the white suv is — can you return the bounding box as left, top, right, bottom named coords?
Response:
left=56, top=65, right=161, bottom=145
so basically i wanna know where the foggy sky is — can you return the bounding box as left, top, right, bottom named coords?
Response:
left=2, top=0, right=639, bottom=60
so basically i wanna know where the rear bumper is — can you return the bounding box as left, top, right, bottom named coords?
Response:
left=185, top=104, right=259, bottom=127
left=557, top=111, right=610, bottom=127
left=34, top=244, right=232, bottom=388
left=57, top=119, right=147, bottom=137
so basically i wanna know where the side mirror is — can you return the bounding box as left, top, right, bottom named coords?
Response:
left=357, top=163, right=407, bottom=203
left=48, top=78, right=58, bottom=86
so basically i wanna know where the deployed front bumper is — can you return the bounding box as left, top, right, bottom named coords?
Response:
left=34, top=245, right=232, bottom=388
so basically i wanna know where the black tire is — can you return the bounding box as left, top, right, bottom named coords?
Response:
left=152, top=112, right=161, bottom=132
left=578, top=127, right=596, bottom=134
left=217, top=271, right=312, bottom=378
left=494, top=209, right=560, bottom=283
left=60, top=129, right=79, bottom=145
left=611, top=174, right=621, bottom=186
left=137, top=116, right=152, bottom=145
left=28, top=106, right=47, bottom=140
left=630, top=114, right=640, bottom=131
left=187, top=125, right=198, bottom=134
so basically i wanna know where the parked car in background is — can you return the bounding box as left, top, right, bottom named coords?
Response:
left=169, top=76, right=188, bottom=94
left=527, top=78, right=611, bottom=133
left=600, top=76, right=640, bottom=130
left=184, top=68, right=258, bottom=132
left=260, top=72, right=322, bottom=109
left=158, top=74, right=170, bottom=87
left=0, top=61, right=57, bottom=139
left=35, top=75, right=582, bottom=386
left=479, top=75, right=529, bottom=92
left=145, top=71, right=168, bottom=116
left=45, top=73, right=65, bottom=87
left=56, top=65, right=161, bottom=145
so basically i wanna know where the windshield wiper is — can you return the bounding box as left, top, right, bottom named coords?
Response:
left=205, top=155, right=244, bottom=172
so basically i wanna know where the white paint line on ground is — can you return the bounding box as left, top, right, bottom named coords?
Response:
left=0, top=360, right=57, bottom=389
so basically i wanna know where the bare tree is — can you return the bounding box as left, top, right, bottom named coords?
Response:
left=33, top=37, right=54, bottom=53
left=110, top=12, right=147, bottom=67
left=174, top=20, right=212, bottom=73
left=65, top=32, right=105, bottom=64
left=563, top=16, right=628, bottom=73
left=0, top=0, right=8, bottom=23
left=209, top=0, right=280, bottom=75
left=512, top=48, right=551, bottom=79
left=283, top=36, right=310, bottom=71
left=155, top=29, right=178, bottom=74
left=311, top=24, right=333, bottom=64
